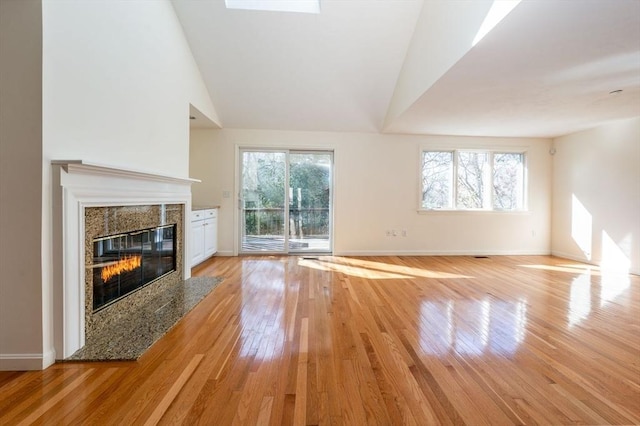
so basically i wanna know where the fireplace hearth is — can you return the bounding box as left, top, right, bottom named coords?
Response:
left=92, top=224, right=176, bottom=311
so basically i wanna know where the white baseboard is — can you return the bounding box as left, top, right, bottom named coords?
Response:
left=333, top=249, right=552, bottom=257
left=0, top=351, right=54, bottom=371
left=44, top=347, right=56, bottom=367
left=552, top=251, right=640, bottom=276
left=550, top=250, right=590, bottom=264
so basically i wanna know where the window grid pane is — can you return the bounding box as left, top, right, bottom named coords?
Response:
left=493, top=153, right=524, bottom=210
left=456, top=151, right=489, bottom=209
left=421, top=151, right=453, bottom=209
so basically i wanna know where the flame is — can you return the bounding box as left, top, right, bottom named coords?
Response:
left=101, top=255, right=141, bottom=282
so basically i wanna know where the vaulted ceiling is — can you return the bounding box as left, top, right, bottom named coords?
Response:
left=173, top=0, right=640, bottom=138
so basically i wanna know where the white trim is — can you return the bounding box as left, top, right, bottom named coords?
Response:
left=234, top=145, right=240, bottom=256
left=417, top=209, right=531, bottom=215
left=552, top=250, right=640, bottom=276
left=334, top=250, right=551, bottom=257
left=52, top=161, right=196, bottom=359
left=235, top=147, right=335, bottom=255
left=0, top=352, right=52, bottom=371
left=43, top=347, right=56, bottom=368
left=550, top=250, right=591, bottom=264
left=52, top=160, right=201, bottom=185
left=419, top=147, right=528, bottom=212
left=420, top=142, right=530, bottom=152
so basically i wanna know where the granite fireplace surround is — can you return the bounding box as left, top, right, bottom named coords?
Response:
left=84, top=204, right=183, bottom=339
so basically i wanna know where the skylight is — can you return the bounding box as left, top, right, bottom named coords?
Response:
left=225, top=0, right=320, bottom=14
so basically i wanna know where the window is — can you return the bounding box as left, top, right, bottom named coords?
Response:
left=225, top=0, right=320, bottom=14
left=421, top=150, right=525, bottom=211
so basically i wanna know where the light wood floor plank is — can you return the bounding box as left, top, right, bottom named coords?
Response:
left=143, top=354, right=204, bottom=425
left=1, top=255, right=638, bottom=425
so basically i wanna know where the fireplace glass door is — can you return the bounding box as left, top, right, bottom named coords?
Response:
left=92, top=224, right=176, bottom=311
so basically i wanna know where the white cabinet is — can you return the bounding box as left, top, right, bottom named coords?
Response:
left=191, top=219, right=205, bottom=265
left=191, top=208, right=218, bottom=267
left=204, top=219, right=217, bottom=255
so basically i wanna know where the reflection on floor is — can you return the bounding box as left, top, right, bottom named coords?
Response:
left=2, top=255, right=638, bottom=425
left=241, top=235, right=330, bottom=252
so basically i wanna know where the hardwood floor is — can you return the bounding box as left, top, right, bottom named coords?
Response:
left=1, top=255, right=639, bottom=425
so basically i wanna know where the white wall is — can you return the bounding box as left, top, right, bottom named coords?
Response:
left=42, top=0, right=219, bottom=175
left=552, top=117, right=640, bottom=275
left=190, top=129, right=551, bottom=256
left=0, top=0, right=45, bottom=370
left=0, top=0, right=219, bottom=370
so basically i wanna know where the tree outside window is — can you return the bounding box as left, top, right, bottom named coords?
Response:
left=421, top=150, right=525, bottom=211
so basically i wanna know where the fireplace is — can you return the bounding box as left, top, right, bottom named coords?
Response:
left=52, top=160, right=197, bottom=362
left=84, top=204, right=184, bottom=339
left=92, top=224, right=177, bottom=311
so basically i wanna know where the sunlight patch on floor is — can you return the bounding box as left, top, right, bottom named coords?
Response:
left=568, top=273, right=591, bottom=327
left=298, top=257, right=473, bottom=280
left=519, top=264, right=602, bottom=276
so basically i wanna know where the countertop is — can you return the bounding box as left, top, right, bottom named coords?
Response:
left=193, top=205, right=220, bottom=210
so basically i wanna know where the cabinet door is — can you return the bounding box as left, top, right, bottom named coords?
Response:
left=191, top=220, right=205, bottom=265
left=204, top=218, right=217, bottom=256
left=211, top=217, right=218, bottom=254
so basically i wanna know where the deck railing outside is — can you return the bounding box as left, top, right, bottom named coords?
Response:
left=243, top=208, right=329, bottom=239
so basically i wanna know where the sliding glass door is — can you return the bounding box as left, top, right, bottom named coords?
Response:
left=240, top=151, right=287, bottom=253
left=288, top=152, right=332, bottom=253
left=240, top=150, right=332, bottom=254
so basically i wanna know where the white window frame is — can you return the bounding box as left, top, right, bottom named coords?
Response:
left=419, top=147, right=528, bottom=213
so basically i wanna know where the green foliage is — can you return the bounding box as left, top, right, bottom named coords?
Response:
left=290, top=161, right=330, bottom=208
left=243, top=152, right=331, bottom=236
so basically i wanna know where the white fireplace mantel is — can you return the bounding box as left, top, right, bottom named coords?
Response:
left=52, top=160, right=199, bottom=359
left=52, top=160, right=201, bottom=186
